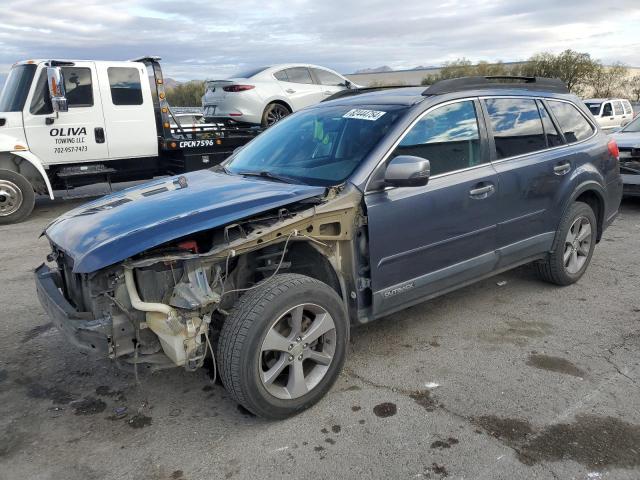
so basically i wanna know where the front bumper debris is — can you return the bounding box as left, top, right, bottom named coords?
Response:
left=34, top=263, right=111, bottom=354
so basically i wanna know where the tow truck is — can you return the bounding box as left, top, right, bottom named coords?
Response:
left=0, top=56, right=262, bottom=223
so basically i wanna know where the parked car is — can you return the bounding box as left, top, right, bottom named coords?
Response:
left=201, top=64, right=358, bottom=127
left=610, top=114, right=640, bottom=196
left=36, top=76, right=622, bottom=419
left=584, top=98, right=634, bottom=130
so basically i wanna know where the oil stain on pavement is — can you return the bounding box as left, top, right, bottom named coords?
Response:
left=475, top=414, right=640, bottom=469
left=526, top=353, right=585, bottom=377
left=373, top=402, right=397, bottom=418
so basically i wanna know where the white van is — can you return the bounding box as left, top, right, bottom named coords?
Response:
left=584, top=98, right=634, bottom=130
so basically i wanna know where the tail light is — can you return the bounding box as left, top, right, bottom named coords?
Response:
left=608, top=139, right=619, bottom=159
left=222, top=85, right=255, bottom=92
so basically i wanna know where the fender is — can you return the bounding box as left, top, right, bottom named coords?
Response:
left=264, top=96, right=294, bottom=113
left=552, top=178, right=606, bottom=249
left=10, top=150, right=55, bottom=200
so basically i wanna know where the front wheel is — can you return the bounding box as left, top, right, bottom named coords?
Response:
left=217, top=274, right=348, bottom=419
left=0, top=170, right=35, bottom=225
left=535, top=201, right=597, bottom=285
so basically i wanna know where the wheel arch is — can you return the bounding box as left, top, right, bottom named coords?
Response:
left=0, top=151, right=54, bottom=199
left=561, top=180, right=606, bottom=243
left=264, top=98, right=293, bottom=114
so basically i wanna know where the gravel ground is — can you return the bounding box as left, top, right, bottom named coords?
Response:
left=0, top=188, right=639, bottom=480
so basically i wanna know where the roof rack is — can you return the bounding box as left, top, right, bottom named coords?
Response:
left=423, top=76, right=569, bottom=95
left=323, top=85, right=413, bottom=102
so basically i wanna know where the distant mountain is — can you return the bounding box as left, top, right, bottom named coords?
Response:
left=354, top=66, right=393, bottom=74
left=163, top=77, right=181, bottom=89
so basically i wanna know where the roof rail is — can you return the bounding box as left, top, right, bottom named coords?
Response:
left=323, top=85, right=413, bottom=102
left=423, top=76, right=569, bottom=95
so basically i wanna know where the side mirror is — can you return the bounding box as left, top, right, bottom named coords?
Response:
left=47, top=67, right=68, bottom=113
left=384, top=155, right=430, bottom=188
left=344, top=80, right=353, bottom=89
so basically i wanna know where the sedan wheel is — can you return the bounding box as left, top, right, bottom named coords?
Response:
left=262, top=103, right=291, bottom=127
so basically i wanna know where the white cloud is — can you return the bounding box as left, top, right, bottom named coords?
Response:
left=0, top=0, right=638, bottom=82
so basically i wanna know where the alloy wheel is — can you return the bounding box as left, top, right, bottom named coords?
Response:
left=564, top=216, right=592, bottom=274
left=259, top=303, right=336, bottom=399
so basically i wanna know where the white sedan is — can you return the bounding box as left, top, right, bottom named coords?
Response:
left=202, top=64, right=357, bottom=127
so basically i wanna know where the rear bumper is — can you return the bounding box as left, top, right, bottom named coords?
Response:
left=34, top=263, right=111, bottom=355
left=622, top=173, right=640, bottom=197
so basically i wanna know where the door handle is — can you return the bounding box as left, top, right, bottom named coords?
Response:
left=469, top=184, right=495, bottom=198
left=94, top=127, right=105, bottom=144
left=553, top=162, right=571, bottom=175
left=286, top=88, right=296, bottom=94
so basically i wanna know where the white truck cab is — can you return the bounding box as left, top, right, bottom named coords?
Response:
left=0, top=57, right=260, bottom=224
left=584, top=98, right=634, bottom=131
left=0, top=57, right=261, bottom=224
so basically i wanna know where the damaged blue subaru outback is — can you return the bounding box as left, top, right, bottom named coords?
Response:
left=36, top=76, right=623, bottom=419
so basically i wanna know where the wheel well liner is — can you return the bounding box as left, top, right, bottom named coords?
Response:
left=0, top=151, right=53, bottom=198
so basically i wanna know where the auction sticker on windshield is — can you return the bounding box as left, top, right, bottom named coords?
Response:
left=343, top=109, right=386, bottom=121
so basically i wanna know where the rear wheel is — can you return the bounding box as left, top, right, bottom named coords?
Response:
left=535, top=201, right=597, bottom=285
left=261, top=103, right=291, bottom=127
left=0, top=170, right=35, bottom=224
left=217, top=273, right=348, bottom=419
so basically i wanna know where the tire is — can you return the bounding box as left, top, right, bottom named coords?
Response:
left=217, top=273, right=348, bottom=419
left=0, top=170, right=35, bottom=225
left=261, top=103, right=291, bottom=127
left=535, top=201, right=597, bottom=286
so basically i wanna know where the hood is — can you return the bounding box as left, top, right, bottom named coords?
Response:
left=611, top=130, right=640, bottom=148
left=45, top=170, right=325, bottom=273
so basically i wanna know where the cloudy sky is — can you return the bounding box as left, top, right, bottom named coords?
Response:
left=1, top=0, right=639, bottom=82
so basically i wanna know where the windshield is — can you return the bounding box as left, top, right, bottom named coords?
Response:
left=0, top=64, right=37, bottom=112
left=621, top=115, right=640, bottom=133
left=226, top=104, right=408, bottom=186
left=585, top=103, right=601, bottom=116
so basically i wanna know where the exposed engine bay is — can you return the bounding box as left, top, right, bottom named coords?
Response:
left=47, top=185, right=369, bottom=372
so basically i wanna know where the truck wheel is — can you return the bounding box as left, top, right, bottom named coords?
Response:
left=535, top=201, right=597, bottom=286
left=261, top=103, right=291, bottom=127
left=217, top=273, right=348, bottom=419
left=0, top=170, right=35, bottom=224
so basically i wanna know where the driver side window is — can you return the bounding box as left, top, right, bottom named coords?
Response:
left=392, top=100, right=483, bottom=176
left=602, top=102, right=612, bottom=117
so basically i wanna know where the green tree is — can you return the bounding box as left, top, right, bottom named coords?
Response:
left=165, top=81, right=206, bottom=107
left=520, top=49, right=599, bottom=95
left=589, top=62, right=629, bottom=98
left=628, top=75, right=640, bottom=102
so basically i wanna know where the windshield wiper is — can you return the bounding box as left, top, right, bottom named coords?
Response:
left=237, top=170, right=306, bottom=185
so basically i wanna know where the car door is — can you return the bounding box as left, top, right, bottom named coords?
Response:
left=278, top=67, right=324, bottom=110
left=365, top=99, right=500, bottom=318
left=613, top=100, right=626, bottom=127
left=483, top=97, right=570, bottom=266
left=23, top=62, right=109, bottom=164
left=96, top=62, right=157, bottom=159
left=310, top=68, right=347, bottom=100
left=601, top=101, right=615, bottom=129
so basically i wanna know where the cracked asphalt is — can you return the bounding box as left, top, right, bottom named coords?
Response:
left=1, top=189, right=639, bottom=480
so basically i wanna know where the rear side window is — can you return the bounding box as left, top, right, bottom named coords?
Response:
left=623, top=101, right=633, bottom=115
left=613, top=101, right=624, bottom=116
left=274, top=70, right=288, bottom=81
left=484, top=98, right=546, bottom=159
left=547, top=100, right=595, bottom=143
left=537, top=102, right=563, bottom=147
left=284, top=67, right=313, bottom=84
left=61, top=67, right=93, bottom=107
left=312, top=68, right=345, bottom=86
left=393, top=100, right=483, bottom=176
left=108, top=67, right=143, bottom=106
